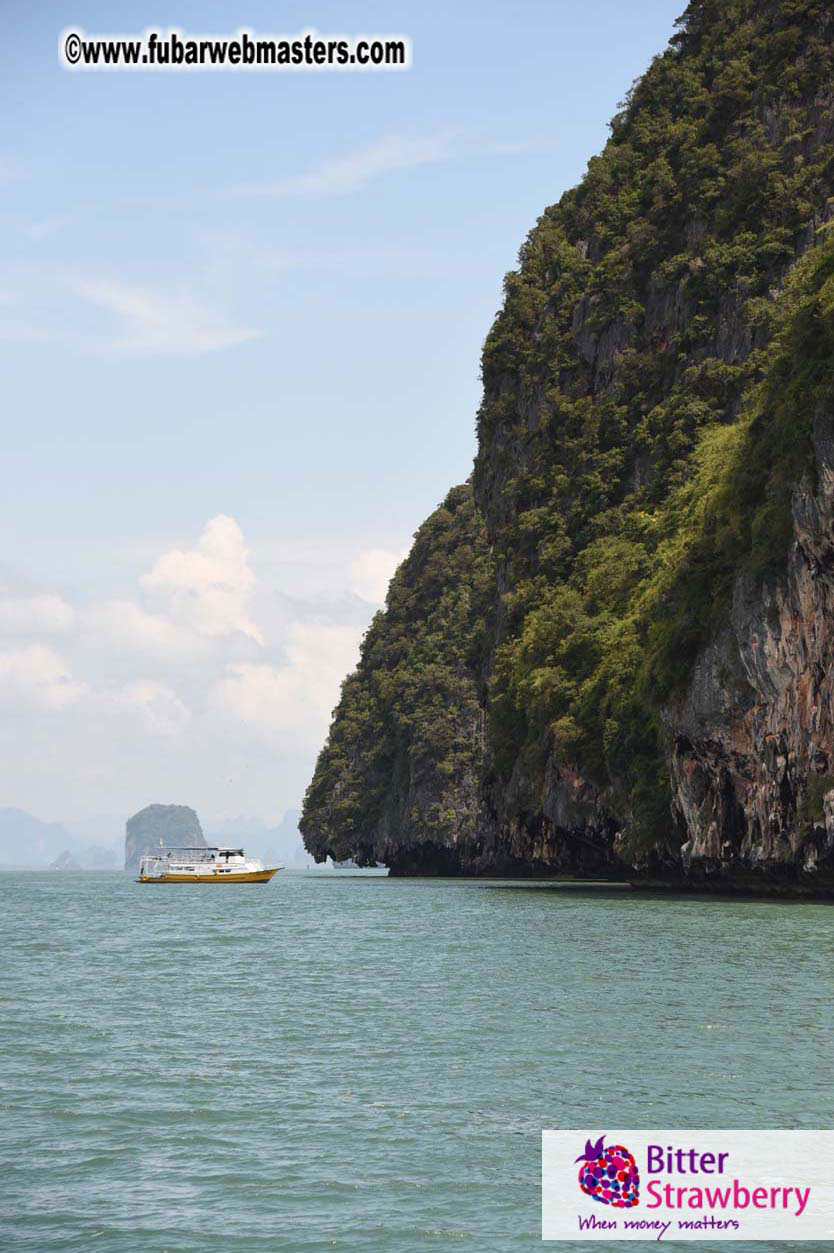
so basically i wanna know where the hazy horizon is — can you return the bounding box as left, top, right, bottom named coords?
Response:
left=0, top=800, right=304, bottom=844
left=0, top=801, right=315, bottom=869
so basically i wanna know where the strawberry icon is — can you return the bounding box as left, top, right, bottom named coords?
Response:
left=576, top=1134, right=640, bottom=1207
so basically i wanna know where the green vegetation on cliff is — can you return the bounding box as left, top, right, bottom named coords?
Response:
left=644, top=232, right=834, bottom=693
left=476, top=0, right=834, bottom=844
left=300, top=486, right=495, bottom=866
left=303, top=0, right=834, bottom=870
left=488, top=228, right=834, bottom=847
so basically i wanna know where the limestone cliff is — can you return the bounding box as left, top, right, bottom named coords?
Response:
left=301, top=485, right=495, bottom=872
left=667, top=413, right=834, bottom=889
left=124, top=804, right=205, bottom=872
left=302, top=0, right=834, bottom=891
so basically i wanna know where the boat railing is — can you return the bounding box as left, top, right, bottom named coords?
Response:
left=139, top=851, right=253, bottom=872
left=140, top=847, right=244, bottom=865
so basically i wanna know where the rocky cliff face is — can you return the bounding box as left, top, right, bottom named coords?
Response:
left=301, top=485, right=495, bottom=872
left=667, top=414, right=834, bottom=889
left=124, top=804, right=205, bottom=872
left=302, top=0, right=834, bottom=891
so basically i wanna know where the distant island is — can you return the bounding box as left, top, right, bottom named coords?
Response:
left=0, top=808, right=116, bottom=870
left=0, top=804, right=312, bottom=871
left=124, top=803, right=316, bottom=871
left=49, top=850, right=82, bottom=872
left=124, top=803, right=206, bottom=872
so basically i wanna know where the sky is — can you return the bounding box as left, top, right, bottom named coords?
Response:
left=0, top=0, right=683, bottom=835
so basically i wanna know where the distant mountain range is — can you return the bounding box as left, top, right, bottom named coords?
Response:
left=0, top=808, right=117, bottom=869
left=0, top=805, right=313, bottom=869
left=204, top=810, right=313, bottom=868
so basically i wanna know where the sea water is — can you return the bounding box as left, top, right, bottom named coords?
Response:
left=3, top=870, right=832, bottom=1251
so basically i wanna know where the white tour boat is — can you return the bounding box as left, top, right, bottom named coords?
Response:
left=137, top=846, right=280, bottom=884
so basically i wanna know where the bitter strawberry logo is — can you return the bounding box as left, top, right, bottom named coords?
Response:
left=576, top=1134, right=640, bottom=1208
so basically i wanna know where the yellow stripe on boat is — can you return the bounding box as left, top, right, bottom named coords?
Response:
left=139, top=867, right=277, bottom=883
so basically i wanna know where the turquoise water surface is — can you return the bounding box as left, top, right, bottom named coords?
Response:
left=3, top=870, right=832, bottom=1251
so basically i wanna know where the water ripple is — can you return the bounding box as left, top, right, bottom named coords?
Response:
left=2, top=871, right=832, bottom=1251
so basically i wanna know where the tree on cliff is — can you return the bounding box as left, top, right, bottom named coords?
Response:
left=302, top=0, right=834, bottom=885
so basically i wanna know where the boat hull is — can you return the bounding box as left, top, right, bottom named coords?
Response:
left=138, top=868, right=278, bottom=884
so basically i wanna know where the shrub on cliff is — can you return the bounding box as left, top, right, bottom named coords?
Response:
left=300, top=485, right=495, bottom=864
left=304, top=0, right=834, bottom=866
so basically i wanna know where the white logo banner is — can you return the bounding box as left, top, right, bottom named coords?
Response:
left=542, top=1130, right=834, bottom=1241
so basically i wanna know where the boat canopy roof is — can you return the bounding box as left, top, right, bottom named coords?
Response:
left=141, top=846, right=245, bottom=856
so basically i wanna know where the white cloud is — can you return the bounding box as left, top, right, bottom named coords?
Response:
left=0, top=516, right=407, bottom=823
left=231, top=132, right=547, bottom=201
left=110, top=680, right=191, bottom=736
left=0, top=644, right=86, bottom=709
left=0, top=594, right=75, bottom=634
left=239, top=133, right=458, bottom=198
left=213, top=621, right=362, bottom=742
left=142, top=514, right=264, bottom=644
left=75, top=276, right=257, bottom=354
left=349, top=547, right=404, bottom=603
left=82, top=599, right=197, bottom=656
